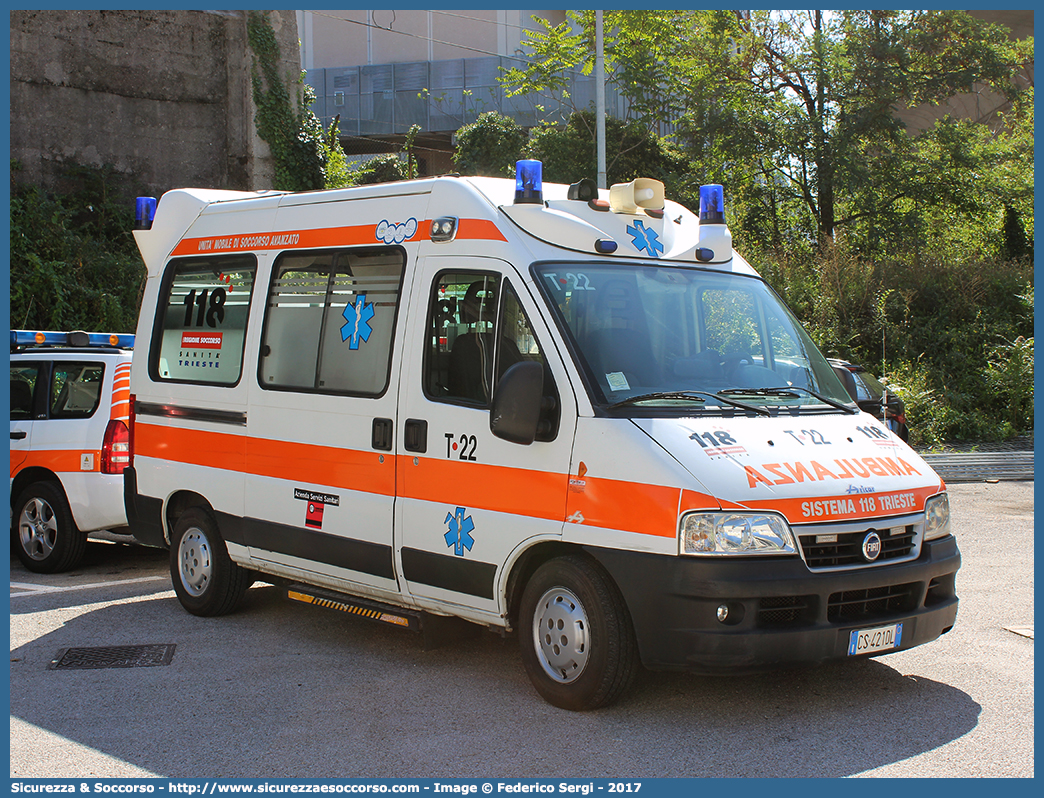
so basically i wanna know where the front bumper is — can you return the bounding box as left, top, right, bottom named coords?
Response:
left=587, top=536, right=960, bottom=672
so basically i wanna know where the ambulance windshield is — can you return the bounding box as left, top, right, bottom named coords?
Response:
left=534, top=263, right=854, bottom=413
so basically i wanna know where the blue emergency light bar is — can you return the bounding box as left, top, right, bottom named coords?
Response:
left=11, top=330, right=135, bottom=349
left=514, top=159, right=543, bottom=205
left=135, top=196, right=157, bottom=230
left=699, top=184, right=726, bottom=225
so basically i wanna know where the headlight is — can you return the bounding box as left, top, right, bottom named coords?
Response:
left=924, top=492, right=951, bottom=540
left=681, top=512, right=796, bottom=556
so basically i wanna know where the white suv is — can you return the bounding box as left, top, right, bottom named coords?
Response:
left=10, top=330, right=134, bottom=572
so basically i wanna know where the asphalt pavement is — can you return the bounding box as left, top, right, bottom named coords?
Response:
left=8, top=480, right=1035, bottom=779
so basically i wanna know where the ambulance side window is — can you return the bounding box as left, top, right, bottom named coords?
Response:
left=260, top=247, right=405, bottom=396
left=424, top=272, right=501, bottom=405
left=151, top=255, right=257, bottom=385
left=499, top=282, right=560, bottom=441
left=424, top=273, right=559, bottom=437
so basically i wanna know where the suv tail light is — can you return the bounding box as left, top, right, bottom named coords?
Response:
left=102, top=419, right=130, bottom=474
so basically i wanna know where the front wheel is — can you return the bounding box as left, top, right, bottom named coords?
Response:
left=518, top=554, right=639, bottom=710
left=13, top=481, right=87, bottom=573
left=169, top=507, right=252, bottom=617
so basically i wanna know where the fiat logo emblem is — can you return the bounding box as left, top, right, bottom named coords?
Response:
left=862, top=531, right=883, bottom=562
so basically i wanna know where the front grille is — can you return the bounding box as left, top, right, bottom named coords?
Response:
left=828, top=583, right=918, bottom=622
left=799, top=524, right=918, bottom=569
left=757, top=595, right=815, bottom=627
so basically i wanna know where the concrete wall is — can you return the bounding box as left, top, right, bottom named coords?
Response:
left=10, top=9, right=301, bottom=200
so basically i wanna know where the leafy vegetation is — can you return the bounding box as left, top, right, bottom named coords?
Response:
left=10, top=161, right=144, bottom=334
left=246, top=10, right=348, bottom=192
left=490, top=9, right=1034, bottom=446
left=452, top=112, right=529, bottom=177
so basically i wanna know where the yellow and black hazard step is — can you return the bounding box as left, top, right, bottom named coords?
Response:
left=285, top=585, right=421, bottom=632
left=284, top=584, right=482, bottom=649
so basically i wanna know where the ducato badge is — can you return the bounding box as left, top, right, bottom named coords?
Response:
left=862, top=531, right=883, bottom=562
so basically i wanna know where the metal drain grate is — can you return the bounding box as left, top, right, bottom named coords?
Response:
left=49, top=644, right=176, bottom=670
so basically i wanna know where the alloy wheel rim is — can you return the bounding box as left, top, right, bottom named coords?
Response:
left=19, top=497, right=57, bottom=561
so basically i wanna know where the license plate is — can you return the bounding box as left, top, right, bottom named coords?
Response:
left=848, top=622, right=903, bottom=655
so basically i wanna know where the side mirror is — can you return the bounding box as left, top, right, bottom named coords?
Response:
left=831, top=365, right=858, bottom=402
left=490, top=361, right=543, bottom=445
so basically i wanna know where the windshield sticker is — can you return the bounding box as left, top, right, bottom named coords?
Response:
left=340, top=294, right=375, bottom=350
left=606, top=372, right=630, bottom=391
left=626, top=219, right=664, bottom=257
left=444, top=506, right=476, bottom=557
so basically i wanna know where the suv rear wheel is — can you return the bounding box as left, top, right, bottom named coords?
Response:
left=13, top=481, right=88, bottom=573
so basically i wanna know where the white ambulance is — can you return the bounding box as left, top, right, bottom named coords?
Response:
left=10, top=329, right=134, bottom=572
left=126, top=162, right=959, bottom=710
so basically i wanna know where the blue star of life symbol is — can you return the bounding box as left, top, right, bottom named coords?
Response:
left=626, top=219, right=664, bottom=258
left=341, top=294, right=375, bottom=350
left=444, top=507, right=475, bottom=557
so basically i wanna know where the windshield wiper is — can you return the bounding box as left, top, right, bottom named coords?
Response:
left=718, top=386, right=858, bottom=414
left=607, top=390, right=770, bottom=416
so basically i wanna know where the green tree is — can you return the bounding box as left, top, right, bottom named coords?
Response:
left=676, top=10, right=1032, bottom=250
left=525, top=111, right=692, bottom=203
left=343, top=154, right=409, bottom=186
left=10, top=161, right=144, bottom=333
left=247, top=10, right=348, bottom=191
left=452, top=112, right=528, bottom=177
left=501, top=11, right=685, bottom=134
left=504, top=10, right=1032, bottom=253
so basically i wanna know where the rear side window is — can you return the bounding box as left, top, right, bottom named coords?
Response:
left=260, top=247, right=405, bottom=396
left=10, top=363, right=41, bottom=420
left=50, top=362, right=104, bottom=419
left=151, top=255, right=257, bottom=385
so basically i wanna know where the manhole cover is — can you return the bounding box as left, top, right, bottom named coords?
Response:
left=49, top=644, right=176, bottom=670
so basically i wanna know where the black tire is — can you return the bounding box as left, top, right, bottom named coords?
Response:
left=13, top=481, right=88, bottom=573
left=518, top=554, right=639, bottom=711
left=169, top=507, right=252, bottom=617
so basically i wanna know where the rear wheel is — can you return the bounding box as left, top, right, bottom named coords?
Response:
left=519, top=554, right=639, bottom=710
left=13, top=481, right=87, bottom=573
left=169, top=507, right=252, bottom=616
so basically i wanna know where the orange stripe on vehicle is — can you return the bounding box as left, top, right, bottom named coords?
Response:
left=110, top=364, right=133, bottom=421
left=11, top=449, right=101, bottom=476
left=400, top=456, right=567, bottom=521
left=169, top=218, right=506, bottom=257
left=245, top=437, right=394, bottom=496
left=134, top=422, right=394, bottom=496
left=455, top=218, right=507, bottom=242
left=737, top=485, right=941, bottom=525
left=567, top=475, right=682, bottom=537
left=680, top=488, right=723, bottom=514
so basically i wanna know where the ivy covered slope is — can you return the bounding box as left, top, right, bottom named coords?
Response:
left=10, top=162, right=144, bottom=334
